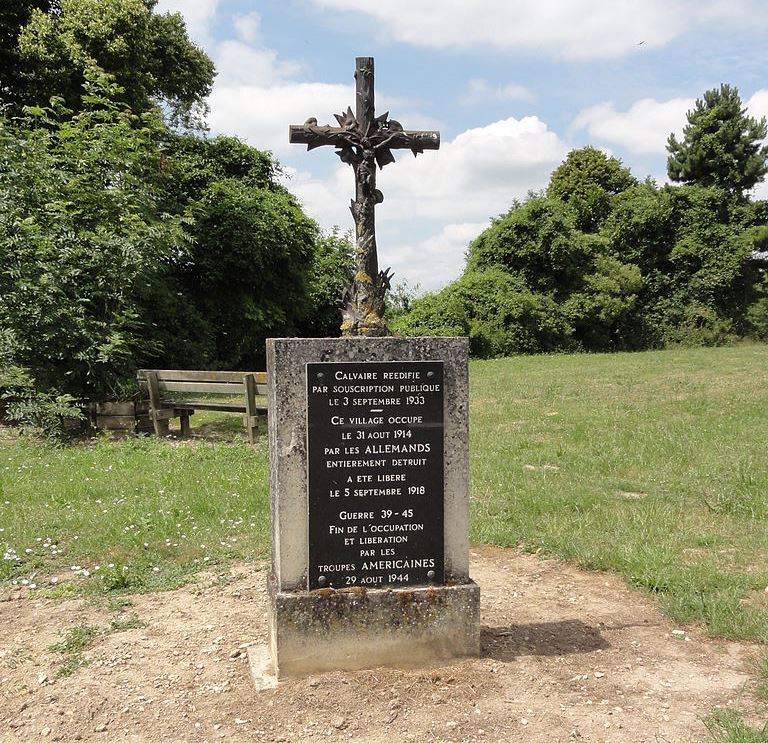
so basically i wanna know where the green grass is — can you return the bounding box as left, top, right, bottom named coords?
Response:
left=1, top=345, right=767, bottom=645
left=0, top=426, right=270, bottom=593
left=757, top=655, right=768, bottom=702
left=470, top=344, right=768, bottom=643
left=704, top=710, right=768, bottom=742
left=47, top=616, right=146, bottom=677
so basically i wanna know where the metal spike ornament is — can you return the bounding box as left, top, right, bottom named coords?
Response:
left=289, top=57, right=440, bottom=336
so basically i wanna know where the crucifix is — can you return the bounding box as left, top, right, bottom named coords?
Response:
left=290, top=57, right=440, bottom=336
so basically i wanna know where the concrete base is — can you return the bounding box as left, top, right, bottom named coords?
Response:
left=268, top=576, right=480, bottom=678
left=246, top=645, right=278, bottom=691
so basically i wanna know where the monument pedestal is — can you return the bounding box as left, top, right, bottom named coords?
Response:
left=266, top=337, right=479, bottom=678
left=269, top=579, right=479, bottom=677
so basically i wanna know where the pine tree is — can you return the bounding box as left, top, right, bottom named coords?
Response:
left=667, top=84, right=768, bottom=194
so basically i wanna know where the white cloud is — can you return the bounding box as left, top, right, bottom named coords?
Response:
left=748, top=89, right=768, bottom=121
left=288, top=116, right=565, bottom=224
left=572, top=97, right=694, bottom=154
left=384, top=223, right=489, bottom=290
left=233, top=12, right=262, bottom=43
left=574, top=88, right=768, bottom=158
left=209, top=82, right=356, bottom=155
left=379, top=117, right=567, bottom=221
left=308, top=0, right=764, bottom=59
left=209, top=70, right=440, bottom=156
left=214, top=41, right=304, bottom=87
left=463, top=79, right=533, bottom=104
left=748, top=89, right=768, bottom=200
left=284, top=117, right=567, bottom=289
left=154, top=0, right=219, bottom=45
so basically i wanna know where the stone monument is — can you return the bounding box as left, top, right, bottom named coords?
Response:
left=265, top=58, right=479, bottom=679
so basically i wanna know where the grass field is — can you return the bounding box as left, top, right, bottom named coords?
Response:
left=470, top=344, right=768, bottom=644
left=1, top=345, right=767, bottom=647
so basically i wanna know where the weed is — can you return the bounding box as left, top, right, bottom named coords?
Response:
left=104, top=596, right=134, bottom=613
left=55, top=653, right=90, bottom=678
left=49, top=624, right=99, bottom=654
left=49, top=624, right=100, bottom=679
left=109, top=614, right=146, bottom=632
left=0, top=645, right=31, bottom=668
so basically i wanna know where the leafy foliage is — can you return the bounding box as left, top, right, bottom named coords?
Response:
left=5, top=0, right=214, bottom=127
left=152, top=133, right=323, bottom=369
left=296, top=230, right=354, bottom=338
left=606, top=183, right=764, bottom=347
left=0, top=0, right=54, bottom=110
left=0, top=330, right=83, bottom=440
left=0, top=69, right=186, bottom=399
left=667, top=84, right=768, bottom=194
left=467, top=195, right=599, bottom=297
left=548, top=146, right=636, bottom=231
left=400, top=124, right=767, bottom=357
left=392, top=269, right=572, bottom=357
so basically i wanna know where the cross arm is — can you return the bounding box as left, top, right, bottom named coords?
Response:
left=289, top=123, right=354, bottom=151
left=290, top=122, right=440, bottom=165
left=372, top=130, right=440, bottom=154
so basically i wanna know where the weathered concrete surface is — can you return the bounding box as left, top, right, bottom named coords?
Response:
left=266, top=337, right=477, bottom=677
left=268, top=578, right=480, bottom=677
left=266, top=337, right=470, bottom=591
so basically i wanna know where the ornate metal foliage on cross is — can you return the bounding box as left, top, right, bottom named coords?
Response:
left=290, top=57, right=440, bottom=337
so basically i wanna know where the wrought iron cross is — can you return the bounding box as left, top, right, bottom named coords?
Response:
left=290, top=57, right=440, bottom=336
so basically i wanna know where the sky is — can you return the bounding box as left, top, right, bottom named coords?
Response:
left=156, top=0, right=768, bottom=292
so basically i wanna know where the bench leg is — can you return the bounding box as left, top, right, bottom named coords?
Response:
left=180, top=411, right=191, bottom=438
left=147, top=371, right=165, bottom=437
left=244, top=374, right=258, bottom=445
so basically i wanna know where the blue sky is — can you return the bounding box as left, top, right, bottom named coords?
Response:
left=157, top=0, right=768, bottom=291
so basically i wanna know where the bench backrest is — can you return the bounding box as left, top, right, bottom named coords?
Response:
left=137, top=369, right=268, bottom=396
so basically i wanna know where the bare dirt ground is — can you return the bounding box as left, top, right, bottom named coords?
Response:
left=1, top=547, right=764, bottom=743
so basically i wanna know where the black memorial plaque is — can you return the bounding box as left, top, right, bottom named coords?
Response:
left=307, top=361, right=444, bottom=590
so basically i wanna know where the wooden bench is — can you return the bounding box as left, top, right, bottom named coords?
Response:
left=136, top=369, right=267, bottom=443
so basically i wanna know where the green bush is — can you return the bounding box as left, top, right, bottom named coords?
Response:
left=0, top=331, right=83, bottom=439
left=392, top=269, right=572, bottom=358
left=0, top=69, right=186, bottom=400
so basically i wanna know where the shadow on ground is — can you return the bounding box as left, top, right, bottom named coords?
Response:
left=482, top=619, right=610, bottom=660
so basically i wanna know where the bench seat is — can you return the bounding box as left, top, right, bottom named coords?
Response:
left=137, top=369, right=267, bottom=443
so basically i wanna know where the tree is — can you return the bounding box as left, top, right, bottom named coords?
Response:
left=466, top=196, right=600, bottom=297
left=548, top=146, right=636, bottom=231
left=296, top=230, right=354, bottom=339
left=604, top=182, right=764, bottom=346
left=392, top=269, right=572, bottom=358
left=0, top=69, right=186, bottom=399
left=667, top=84, right=768, bottom=194
left=0, top=0, right=54, bottom=110
left=6, top=0, right=214, bottom=127
left=151, top=133, right=322, bottom=369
